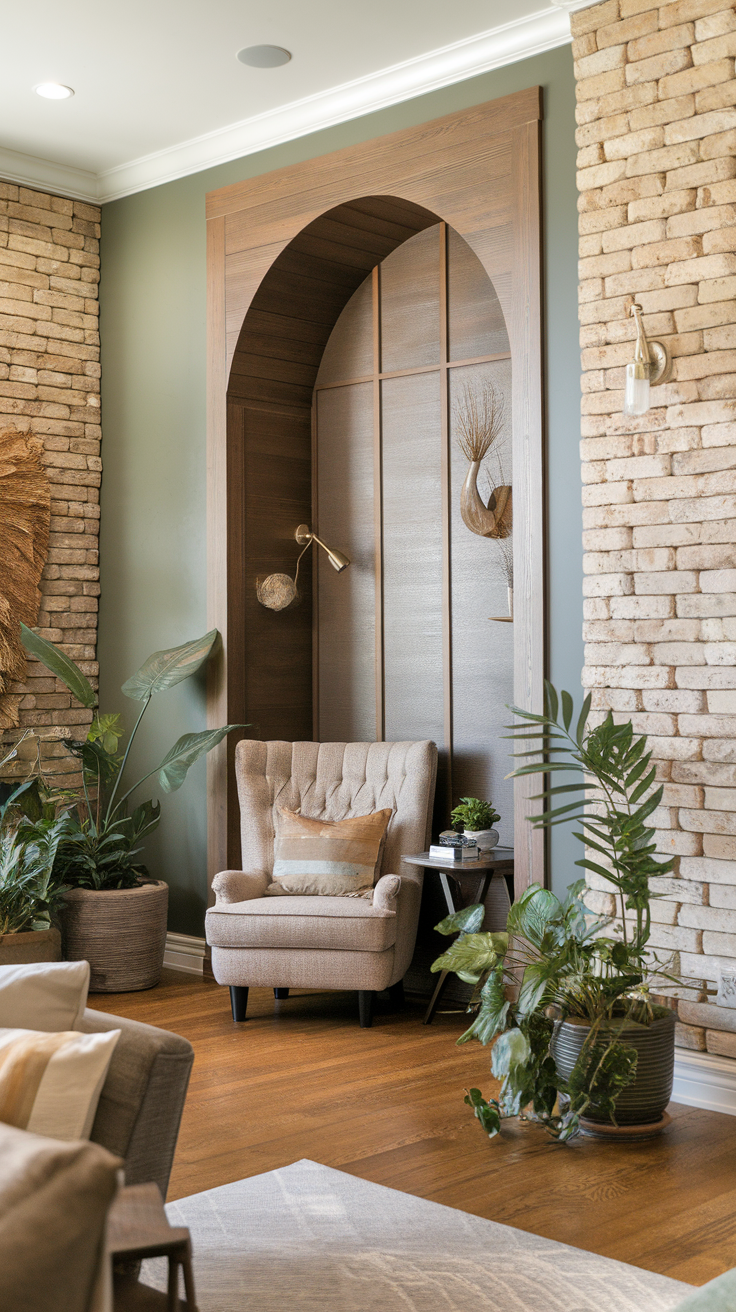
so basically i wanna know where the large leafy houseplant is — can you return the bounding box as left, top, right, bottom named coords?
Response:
left=432, top=683, right=676, bottom=1143
left=0, top=737, right=73, bottom=936
left=19, top=624, right=239, bottom=890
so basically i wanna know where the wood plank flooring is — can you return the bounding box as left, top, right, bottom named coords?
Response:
left=92, top=970, right=736, bottom=1288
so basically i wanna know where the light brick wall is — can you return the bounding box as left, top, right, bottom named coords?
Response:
left=0, top=183, right=100, bottom=780
left=573, top=0, right=736, bottom=1056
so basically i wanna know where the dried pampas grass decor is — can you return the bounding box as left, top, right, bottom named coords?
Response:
left=0, top=428, right=51, bottom=728
left=455, top=380, right=512, bottom=540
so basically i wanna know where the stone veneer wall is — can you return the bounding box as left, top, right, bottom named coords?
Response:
left=573, top=0, right=736, bottom=1055
left=0, top=183, right=100, bottom=778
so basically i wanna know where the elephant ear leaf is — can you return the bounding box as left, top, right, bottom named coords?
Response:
left=20, top=623, right=97, bottom=710
left=122, top=630, right=219, bottom=701
left=436, top=902, right=486, bottom=937
left=156, top=725, right=240, bottom=793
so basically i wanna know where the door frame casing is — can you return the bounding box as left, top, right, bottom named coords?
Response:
left=206, top=87, right=545, bottom=899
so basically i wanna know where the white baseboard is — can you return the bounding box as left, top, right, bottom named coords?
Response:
left=672, top=1050, right=736, bottom=1117
left=163, top=932, right=206, bottom=976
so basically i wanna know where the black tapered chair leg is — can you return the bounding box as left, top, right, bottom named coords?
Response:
left=358, top=990, right=374, bottom=1028
left=388, top=979, right=405, bottom=1010
left=230, top=985, right=249, bottom=1022
left=274, top=988, right=290, bottom=1000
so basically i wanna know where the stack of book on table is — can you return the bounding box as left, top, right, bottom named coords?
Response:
left=428, top=843, right=479, bottom=861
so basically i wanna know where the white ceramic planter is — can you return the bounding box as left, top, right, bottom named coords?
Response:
left=464, top=828, right=499, bottom=850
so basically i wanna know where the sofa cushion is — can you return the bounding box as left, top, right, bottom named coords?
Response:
left=0, top=960, right=90, bottom=1032
left=206, top=895, right=397, bottom=952
left=0, top=1121, right=120, bottom=1312
left=267, top=806, right=392, bottom=898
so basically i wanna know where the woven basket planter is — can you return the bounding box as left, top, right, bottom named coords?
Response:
left=0, top=927, right=61, bottom=965
left=551, top=1006, right=676, bottom=1128
left=62, top=881, right=168, bottom=993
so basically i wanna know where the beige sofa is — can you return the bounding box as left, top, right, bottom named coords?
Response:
left=0, top=961, right=194, bottom=1197
left=206, top=739, right=437, bottom=1026
left=0, top=1122, right=120, bottom=1312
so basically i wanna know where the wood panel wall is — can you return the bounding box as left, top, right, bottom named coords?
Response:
left=313, top=224, right=514, bottom=839
left=206, top=88, right=544, bottom=893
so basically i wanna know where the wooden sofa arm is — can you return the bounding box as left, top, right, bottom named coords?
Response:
left=211, top=870, right=270, bottom=904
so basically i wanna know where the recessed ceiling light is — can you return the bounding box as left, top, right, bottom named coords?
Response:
left=237, top=45, right=291, bottom=68
left=35, top=83, right=75, bottom=100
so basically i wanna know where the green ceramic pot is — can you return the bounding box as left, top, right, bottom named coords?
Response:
left=550, top=1005, right=676, bottom=1126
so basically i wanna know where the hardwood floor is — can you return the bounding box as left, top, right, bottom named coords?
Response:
left=93, top=969, right=736, bottom=1288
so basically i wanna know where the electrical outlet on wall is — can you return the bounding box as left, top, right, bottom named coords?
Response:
left=716, top=970, right=736, bottom=1010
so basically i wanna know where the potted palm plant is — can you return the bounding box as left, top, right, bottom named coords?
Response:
left=433, top=684, right=678, bottom=1142
left=19, top=624, right=239, bottom=991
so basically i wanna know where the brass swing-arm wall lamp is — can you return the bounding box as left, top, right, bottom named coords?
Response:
left=294, top=524, right=350, bottom=573
left=623, top=302, right=672, bottom=417
left=256, top=525, right=350, bottom=611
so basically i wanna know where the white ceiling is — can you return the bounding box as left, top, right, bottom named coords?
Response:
left=3, top=0, right=582, bottom=203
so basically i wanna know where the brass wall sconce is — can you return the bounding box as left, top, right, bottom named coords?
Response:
left=256, top=525, right=350, bottom=611
left=294, top=524, right=350, bottom=573
left=623, top=302, right=672, bottom=417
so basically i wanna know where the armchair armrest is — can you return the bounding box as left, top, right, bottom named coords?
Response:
left=211, top=870, right=270, bottom=904
left=373, top=874, right=401, bottom=911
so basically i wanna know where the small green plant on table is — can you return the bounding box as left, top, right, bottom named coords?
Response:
left=450, top=797, right=500, bottom=831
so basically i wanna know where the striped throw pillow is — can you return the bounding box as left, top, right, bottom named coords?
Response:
left=266, top=807, right=392, bottom=897
left=0, top=1027, right=120, bottom=1141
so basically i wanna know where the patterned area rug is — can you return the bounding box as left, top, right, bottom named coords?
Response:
left=142, top=1159, right=691, bottom=1311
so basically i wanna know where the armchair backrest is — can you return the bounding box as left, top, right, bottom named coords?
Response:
left=235, top=740, right=437, bottom=880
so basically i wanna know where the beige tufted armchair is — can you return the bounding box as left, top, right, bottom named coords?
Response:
left=205, top=739, right=438, bottom=1027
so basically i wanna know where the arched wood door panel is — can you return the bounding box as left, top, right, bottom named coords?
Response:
left=315, top=223, right=513, bottom=842
left=207, top=88, right=543, bottom=894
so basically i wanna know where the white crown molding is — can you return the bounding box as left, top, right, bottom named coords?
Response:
left=0, top=5, right=572, bottom=205
left=164, top=931, right=206, bottom=976
left=673, top=1049, right=736, bottom=1117
left=548, top=0, right=595, bottom=11
left=0, top=143, right=98, bottom=204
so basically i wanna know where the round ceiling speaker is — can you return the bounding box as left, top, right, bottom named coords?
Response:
left=237, top=45, right=291, bottom=68
left=256, top=573, right=297, bottom=611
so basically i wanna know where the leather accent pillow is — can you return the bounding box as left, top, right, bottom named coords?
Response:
left=0, top=1027, right=120, bottom=1141
left=266, top=807, right=392, bottom=897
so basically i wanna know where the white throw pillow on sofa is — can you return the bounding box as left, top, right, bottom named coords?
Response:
left=0, top=1027, right=120, bottom=1141
left=0, top=961, right=90, bottom=1032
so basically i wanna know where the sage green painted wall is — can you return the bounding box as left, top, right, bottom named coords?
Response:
left=98, top=43, right=582, bottom=935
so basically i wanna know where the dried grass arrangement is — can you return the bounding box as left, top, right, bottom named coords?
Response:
left=454, top=381, right=512, bottom=541
left=0, top=429, right=50, bottom=728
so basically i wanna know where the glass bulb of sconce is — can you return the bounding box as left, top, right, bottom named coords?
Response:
left=623, top=362, right=650, bottom=416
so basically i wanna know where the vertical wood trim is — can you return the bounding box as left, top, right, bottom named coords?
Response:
left=372, top=264, right=385, bottom=742
left=439, top=223, right=453, bottom=806
left=206, top=215, right=228, bottom=897
left=311, top=394, right=320, bottom=740
left=511, top=118, right=545, bottom=898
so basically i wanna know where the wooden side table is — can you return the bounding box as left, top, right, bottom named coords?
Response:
left=402, top=848, right=514, bottom=1024
left=108, top=1182, right=197, bottom=1311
